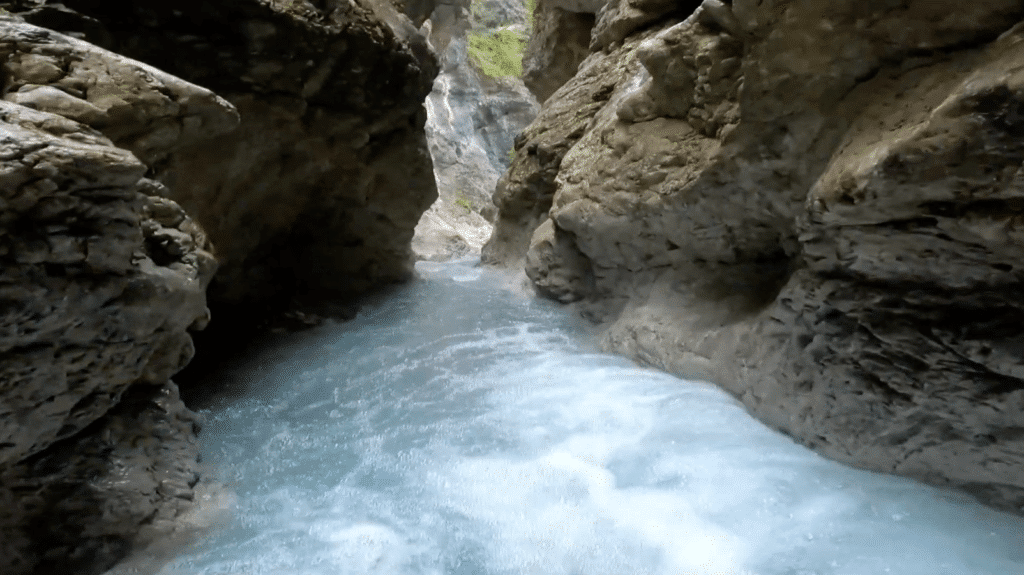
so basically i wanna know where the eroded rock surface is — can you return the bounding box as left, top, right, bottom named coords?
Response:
left=522, top=0, right=600, bottom=103
left=0, top=0, right=446, bottom=394
left=1, top=382, right=205, bottom=575
left=0, top=0, right=446, bottom=569
left=485, top=0, right=1024, bottom=513
left=0, top=16, right=234, bottom=573
left=412, top=0, right=540, bottom=260
left=18, top=0, right=441, bottom=308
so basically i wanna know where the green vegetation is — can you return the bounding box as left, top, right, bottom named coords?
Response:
left=455, top=194, right=473, bottom=211
left=467, top=29, right=527, bottom=78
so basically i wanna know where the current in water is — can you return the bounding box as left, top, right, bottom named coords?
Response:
left=148, top=259, right=1024, bottom=575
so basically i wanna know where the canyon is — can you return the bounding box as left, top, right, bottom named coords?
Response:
left=0, top=0, right=1022, bottom=572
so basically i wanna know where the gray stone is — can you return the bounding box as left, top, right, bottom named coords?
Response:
left=0, top=381, right=207, bottom=575
left=485, top=0, right=1024, bottom=514
left=0, top=73, right=220, bottom=575
left=522, top=0, right=597, bottom=103
left=31, top=0, right=440, bottom=306
left=413, top=0, right=540, bottom=261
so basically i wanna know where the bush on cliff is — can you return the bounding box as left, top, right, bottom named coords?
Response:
left=467, top=28, right=526, bottom=77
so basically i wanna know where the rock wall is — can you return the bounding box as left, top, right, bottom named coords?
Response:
left=484, top=0, right=1024, bottom=514
left=521, top=0, right=599, bottom=103
left=37, top=0, right=440, bottom=309
left=0, top=16, right=235, bottom=573
left=0, top=0, right=441, bottom=572
left=412, top=0, right=540, bottom=261
left=8, top=0, right=442, bottom=383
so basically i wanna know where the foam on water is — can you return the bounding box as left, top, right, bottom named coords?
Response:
left=157, top=259, right=1024, bottom=575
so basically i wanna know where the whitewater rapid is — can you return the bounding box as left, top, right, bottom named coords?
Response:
left=153, top=259, right=1023, bottom=575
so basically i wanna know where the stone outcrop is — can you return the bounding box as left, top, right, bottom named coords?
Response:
left=1, top=382, right=205, bottom=575
left=3, top=0, right=442, bottom=385
left=0, top=0, right=442, bottom=571
left=412, top=0, right=540, bottom=260
left=485, top=0, right=1024, bottom=513
left=14, top=0, right=441, bottom=311
left=0, top=15, right=236, bottom=573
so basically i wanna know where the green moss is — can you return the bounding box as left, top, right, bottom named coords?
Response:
left=467, top=29, right=526, bottom=78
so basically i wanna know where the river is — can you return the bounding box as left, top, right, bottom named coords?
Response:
left=151, top=259, right=1024, bottom=575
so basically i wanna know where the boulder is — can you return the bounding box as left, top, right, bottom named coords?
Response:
left=0, top=16, right=234, bottom=573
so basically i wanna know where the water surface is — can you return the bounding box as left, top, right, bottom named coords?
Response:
left=156, top=259, right=1024, bottom=575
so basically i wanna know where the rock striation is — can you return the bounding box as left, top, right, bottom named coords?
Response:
left=485, top=0, right=1024, bottom=513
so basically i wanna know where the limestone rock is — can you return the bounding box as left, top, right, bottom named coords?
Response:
left=0, top=14, right=237, bottom=574
left=524, top=216, right=594, bottom=301
left=482, top=39, right=634, bottom=267
left=485, top=0, right=1024, bottom=513
left=412, top=198, right=493, bottom=261
left=0, top=17, right=240, bottom=165
left=522, top=0, right=598, bottom=103
left=0, top=0, right=440, bottom=571
left=390, top=0, right=444, bottom=26
left=0, top=90, right=215, bottom=575
left=0, top=94, right=216, bottom=468
left=413, top=0, right=539, bottom=261
left=0, top=382, right=205, bottom=575
left=22, top=0, right=441, bottom=308
left=590, top=0, right=701, bottom=51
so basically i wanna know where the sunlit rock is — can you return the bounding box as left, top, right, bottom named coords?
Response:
left=485, top=0, right=1024, bottom=513
left=412, top=0, right=540, bottom=261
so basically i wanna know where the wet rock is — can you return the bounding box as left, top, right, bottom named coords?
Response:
left=0, top=382, right=205, bottom=575
left=0, top=58, right=219, bottom=575
left=0, top=0, right=442, bottom=571
left=485, top=0, right=1024, bottom=513
left=0, top=92, right=218, bottom=470
left=0, top=13, right=235, bottom=575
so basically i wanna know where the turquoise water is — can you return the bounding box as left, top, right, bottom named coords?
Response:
left=154, top=259, right=1024, bottom=575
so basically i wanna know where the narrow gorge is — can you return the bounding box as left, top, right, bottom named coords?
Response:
left=0, top=0, right=1021, bottom=574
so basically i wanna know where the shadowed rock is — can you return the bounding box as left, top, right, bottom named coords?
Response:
left=0, top=15, right=235, bottom=572
left=0, top=0, right=443, bottom=570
